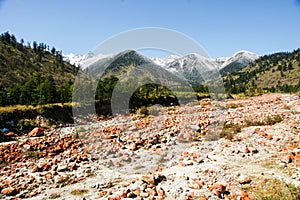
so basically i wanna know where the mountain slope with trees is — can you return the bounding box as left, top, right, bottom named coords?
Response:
left=224, top=49, right=300, bottom=95
left=0, top=32, right=79, bottom=106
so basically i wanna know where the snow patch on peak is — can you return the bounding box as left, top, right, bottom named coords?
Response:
left=219, top=50, right=259, bottom=69
left=151, top=55, right=180, bottom=67
left=63, top=52, right=113, bottom=69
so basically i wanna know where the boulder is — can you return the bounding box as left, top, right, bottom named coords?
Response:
left=28, top=127, right=43, bottom=137
left=1, top=186, right=19, bottom=196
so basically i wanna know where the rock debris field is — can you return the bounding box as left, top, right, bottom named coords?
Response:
left=0, top=93, right=300, bottom=199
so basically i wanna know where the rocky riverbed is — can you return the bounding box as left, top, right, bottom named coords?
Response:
left=0, top=93, right=300, bottom=199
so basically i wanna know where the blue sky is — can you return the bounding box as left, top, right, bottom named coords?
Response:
left=0, top=0, right=300, bottom=58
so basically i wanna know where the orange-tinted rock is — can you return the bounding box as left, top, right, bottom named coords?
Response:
left=121, top=189, right=128, bottom=198
left=1, top=186, right=19, bottom=196
left=53, top=144, right=63, bottom=153
left=210, top=183, right=227, bottom=197
left=244, top=147, right=250, bottom=154
left=250, top=148, right=258, bottom=154
left=236, top=190, right=251, bottom=200
left=154, top=174, right=167, bottom=185
left=99, top=190, right=108, bottom=197
left=130, top=143, right=137, bottom=151
left=238, top=175, right=252, bottom=184
left=281, top=155, right=292, bottom=163
left=141, top=175, right=155, bottom=185
left=5, top=132, right=16, bottom=137
left=157, top=187, right=165, bottom=197
left=145, top=188, right=157, bottom=196
left=260, top=131, right=267, bottom=137
left=28, top=127, right=43, bottom=137
left=254, top=128, right=260, bottom=133
left=127, top=192, right=137, bottom=198
left=31, top=165, right=39, bottom=173
left=267, top=134, right=273, bottom=140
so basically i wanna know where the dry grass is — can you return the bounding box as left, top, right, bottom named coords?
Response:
left=245, top=114, right=283, bottom=126
left=252, top=178, right=300, bottom=200
left=0, top=102, right=73, bottom=113
left=70, top=189, right=89, bottom=196
left=220, top=123, right=242, bottom=140
left=48, top=192, right=61, bottom=199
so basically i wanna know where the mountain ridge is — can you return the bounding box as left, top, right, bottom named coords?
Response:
left=63, top=50, right=259, bottom=73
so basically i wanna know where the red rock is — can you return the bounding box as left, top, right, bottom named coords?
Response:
left=5, top=132, right=16, bottom=137
left=189, top=180, right=203, bottom=189
left=236, top=190, right=251, bottom=200
left=145, top=188, right=157, bottom=196
left=130, top=143, right=137, bottom=151
left=260, top=132, right=267, bottom=137
left=238, top=175, right=252, bottom=184
left=157, top=187, right=165, bottom=196
left=210, top=183, right=226, bottom=197
left=154, top=174, right=167, bottom=185
left=254, top=128, right=260, bottom=133
left=133, top=187, right=141, bottom=196
left=244, top=147, right=250, bottom=154
left=127, top=192, right=137, bottom=198
left=141, top=175, right=155, bottom=185
left=99, top=191, right=107, bottom=197
left=45, top=173, right=52, bottom=179
left=42, top=162, right=51, bottom=171
left=121, top=189, right=128, bottom=198
left=267, top=134, right=273, bottom=140
left=28, top=127, right=43, bottom=137
left=53, top=144, right=63, bottom=153
left=1, top=186, right=19, bottom=196
left=281, top=155, right=292, bottom=163
left=31, top=165, right=39, bottom=173
left=251, top=148, right=258, bottom=154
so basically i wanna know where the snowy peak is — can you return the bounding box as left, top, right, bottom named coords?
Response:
left=62, top=52, right=114, bottom=69
left=151, top=55, right=180, bottom=67
left=220, top=50, right=259, bottom=69
left=63, top=50, right=259, bottom=76
left=219, top=50, right=259, bottom=75
left=62, top=52, right=94, bottom=66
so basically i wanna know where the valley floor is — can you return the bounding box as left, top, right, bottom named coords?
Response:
left=0, top=93, right=300, bottom=199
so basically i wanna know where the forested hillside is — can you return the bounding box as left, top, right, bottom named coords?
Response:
left=224, top=49, right=300, bottom=95
left=0, top=32, right=79, bottom=106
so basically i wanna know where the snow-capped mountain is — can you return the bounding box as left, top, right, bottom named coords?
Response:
left=218, top=50, right=259, bottom=75
left=62, top=52, right=113, bottom=69
left=161, top=54, right=221, bottom=84
left=220, top=50, right=259, bottom=68
left=63, top=50, right=259, bottom=78
left=62, top=52, right=94, bottom=66
left=151, top=55, right=180, bottom=67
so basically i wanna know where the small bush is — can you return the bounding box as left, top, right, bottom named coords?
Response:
left=136, top=106, right=149, bottom=116
left=245, top=114, right=283, bottom=126
left=266, top=114, right=283, bottom=125
left=25, top=149, right=40, bottom=158
left=220, top=123, right=242, bottom=140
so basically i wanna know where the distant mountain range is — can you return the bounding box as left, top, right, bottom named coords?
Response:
left=64, top=50, right=259, bottom=71
left=64, top=48, right=300, bottom=94
left=63, top=50, right=259, bottom=84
